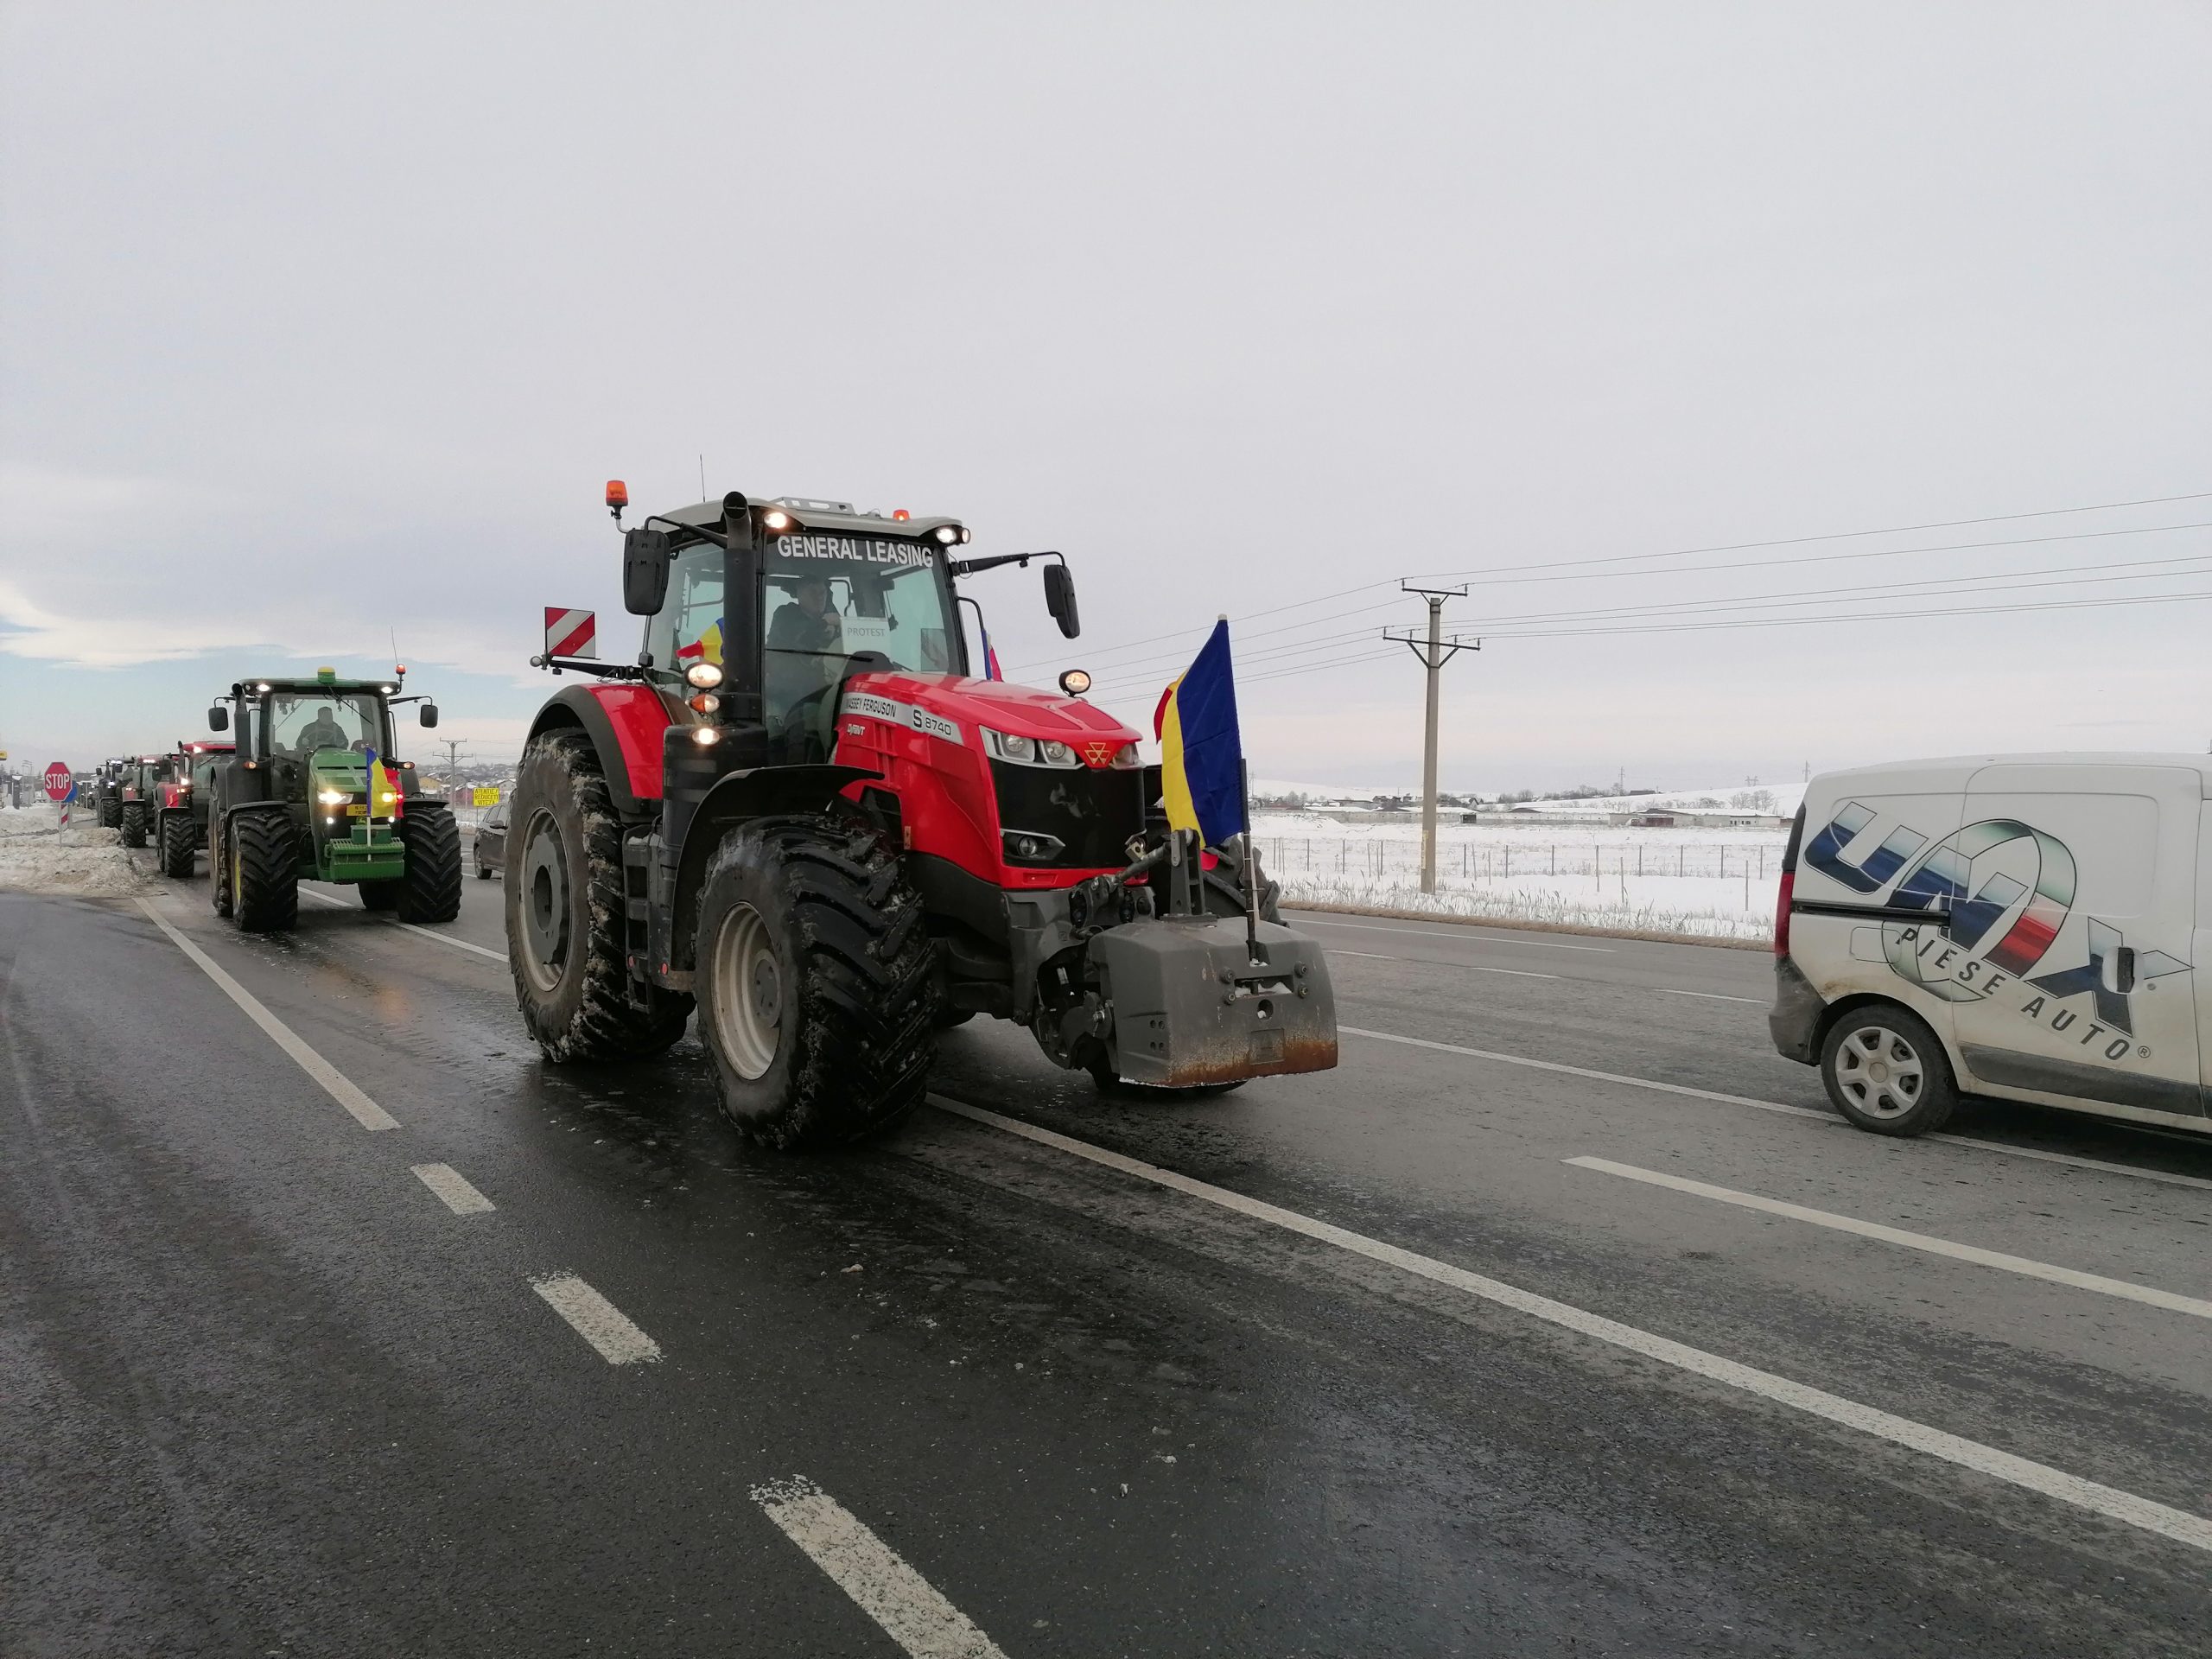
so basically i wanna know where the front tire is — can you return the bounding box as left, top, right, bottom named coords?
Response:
left=1820, top=1005, right=1958, bottom=1136
left=694, top=815, right=936, bottom=1149
left=119, top=803, right=148, bottom=849
left=395, top=804, right=462, bottom=923
left=157, top=812, right=196, bottom=878
left=231, top=810, right=298, bottom=934
left=506, top=729, right=690, bottom=1060
left=209, top=818, right=233, bottom=918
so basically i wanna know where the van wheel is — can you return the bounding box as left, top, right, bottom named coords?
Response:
left=1820, top=1007, right=1957, bottom=1136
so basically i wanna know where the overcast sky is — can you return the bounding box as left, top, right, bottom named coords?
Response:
left=3, top=2, right=2207, bottom=791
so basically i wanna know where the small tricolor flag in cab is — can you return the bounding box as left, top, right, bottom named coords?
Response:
left=1154, top=618, right=1245, bottom=846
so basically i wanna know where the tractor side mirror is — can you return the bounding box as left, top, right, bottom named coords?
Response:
left=623, top=527, right=674, bottom=616
left=418, top=702, right=441, bottom=728
left=207, top=705, right=229, bottom=731
left=1043, top=562, right=1081, bottom=639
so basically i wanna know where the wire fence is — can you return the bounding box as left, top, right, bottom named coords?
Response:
left=1260, top=837, right=1777, bottom=883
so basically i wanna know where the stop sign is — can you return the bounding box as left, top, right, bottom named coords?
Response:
left=43, top=762, right=73, bottom=802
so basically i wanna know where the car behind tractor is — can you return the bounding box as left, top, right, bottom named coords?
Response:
left=203, top=669, right=460, bottom=932
left=503, top=484, right=1338, bottom=1150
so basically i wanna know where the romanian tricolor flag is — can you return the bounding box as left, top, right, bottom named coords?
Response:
left=1153, top=618, right=1245, bottom=846
left=979, top=620, right=1003, bottom=681
left=362, top=746, right=404, bottom=823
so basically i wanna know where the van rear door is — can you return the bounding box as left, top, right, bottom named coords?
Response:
left=1947, top=763, right=2202, bottom=1124
left=1789, top=766, right=1967, bottom=1042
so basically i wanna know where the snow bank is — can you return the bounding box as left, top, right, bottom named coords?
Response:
left=1252, top=812, right=1786, bottom=942
left=0, top=809, right=156, bottom=899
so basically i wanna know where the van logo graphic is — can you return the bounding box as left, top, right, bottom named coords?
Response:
left=1804, top=800, right=2190, bottom=1048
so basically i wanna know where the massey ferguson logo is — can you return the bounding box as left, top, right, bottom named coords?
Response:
left=1081, top=741, right=1116, bottom=769
left=1805, top=801, right=2188, bottom=1056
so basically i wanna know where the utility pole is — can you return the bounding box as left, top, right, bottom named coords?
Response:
left=437, top=739, right=470, bottom=799
left=1385, top=584, right=1478, bottom=894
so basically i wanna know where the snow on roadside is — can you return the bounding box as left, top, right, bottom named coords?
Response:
left=1252, top=810, right=1786, bottom=942
left=0, top=807, right=156, bottom=899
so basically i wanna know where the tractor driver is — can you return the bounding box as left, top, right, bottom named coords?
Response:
left=292, top=701, right=353, bottom=756
left=765, top=573, right=846, bottom=727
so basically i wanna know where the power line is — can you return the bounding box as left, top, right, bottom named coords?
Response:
left=1471, top=584, right=2212, bottom=641
left=1034, top=517, right=2212, bottom=684
left=1004, top=489, right=2212, bottom=675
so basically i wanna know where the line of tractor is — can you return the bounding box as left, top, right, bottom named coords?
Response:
left=94, top=481, right=1342, bottom=1153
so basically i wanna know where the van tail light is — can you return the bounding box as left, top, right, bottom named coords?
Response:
left=1774, top=870, right=1795, bottom=957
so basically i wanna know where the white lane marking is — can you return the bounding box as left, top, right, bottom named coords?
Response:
left=928, top=1094, right=2212, bottom=1555
left=411, top=1162, right=495, bottom=1216
left=1335, top=950, right=1399, bottom=961
left=1342, top=1026, right=2212, bottom=1190
left=752, top=1477, right=1007, bottom=1659
left=1341, top=1025, right=1830, bottom=1121
left=530, top=1273, right=662, bottom=1364
left=1655, top=988, right=1765, bottom=1005
left=393, top=920, right=506, bottom=961
left=1294, top=915, right=1614, bottom=951
left=136, top=900, right=399, bottom=1132
left=299, top=886, right=506, bottom=961
left=1566, top=1157, right=2212, bottom=1320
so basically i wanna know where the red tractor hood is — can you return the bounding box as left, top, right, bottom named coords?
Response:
left=849, top=671, right=1141, bottom=747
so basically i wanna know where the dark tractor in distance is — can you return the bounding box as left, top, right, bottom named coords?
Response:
left=116, top=754, right=166, bottom=848
left=504, top=483, right=1337, bottom=1150
left=94, top=759, right=130, bottom=830
left=204, top=668, right=461, bottom=933
left=144, top=738, right=236, bottom=877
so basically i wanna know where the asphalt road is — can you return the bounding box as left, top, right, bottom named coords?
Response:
left=4, top=859, right=2209, bottom=1656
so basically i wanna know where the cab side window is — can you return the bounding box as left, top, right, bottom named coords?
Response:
left=645, top=543, right=727, bottom=681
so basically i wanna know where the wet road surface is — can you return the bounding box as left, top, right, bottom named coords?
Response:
left=3, top=866, right=2209, bottom=1656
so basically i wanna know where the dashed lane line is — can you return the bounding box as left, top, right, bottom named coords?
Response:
left=1654, top=988, right=1765, bottom=1005
left=1341, top=1026, right=2212, bottom=1191
left=298, top=887, right=506, bottom=961
left=927, top=1093, right=2212, bottom=1556
left=1566, top=1156, right=2212, bottom=1319
left=411, top=1162, right=496, bottom=1216
left=530, top=1273, right=662, bottom=1364
left=1292, top=915, right=1616, bottom=951
left=136, top=900, right=399, bottom=1132
left=752, top=1477, right=1008, bottom=1659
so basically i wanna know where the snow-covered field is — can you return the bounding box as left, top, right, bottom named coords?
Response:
left=1252, top=811, right=1789, bottom=941
left=0, top=804, right=155, bottom=898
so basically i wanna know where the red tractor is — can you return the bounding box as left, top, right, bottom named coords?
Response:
left=504, top=485, right=1338, bottom=1147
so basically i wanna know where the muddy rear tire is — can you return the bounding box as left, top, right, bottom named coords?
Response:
left=506, top=728, right=691, bottom=1060
left=694, top=815, right=936, bottom=1149
left=395, top=804, right=462, bottom=924
left=157, top=811, right=196, bottom=878
left=231, top=810, right=298, bottom=934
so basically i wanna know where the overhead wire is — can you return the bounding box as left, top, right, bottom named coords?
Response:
left=1001, top=489, right=2212, bottom=676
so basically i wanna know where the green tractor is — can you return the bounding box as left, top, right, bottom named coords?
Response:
left=204, top=668, right=461, bottom=933
left=94, top=758, right=130, bottom=830
left=116, top=753, right=166, bottom=847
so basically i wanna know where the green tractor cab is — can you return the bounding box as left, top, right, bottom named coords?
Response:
left=204, top=667, right=461, bottom=932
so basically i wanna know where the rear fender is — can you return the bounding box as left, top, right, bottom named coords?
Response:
left=527, top=684, right=677, bottom=818
left=664, top=764, right=880, bottom=972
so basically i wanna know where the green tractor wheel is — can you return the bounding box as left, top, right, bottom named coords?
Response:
left=157, top=811, right=196, bottom=878
left=231, top=809, right=299, bottom=933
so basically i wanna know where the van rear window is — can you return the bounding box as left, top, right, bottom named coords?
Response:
left=1781, top=804, right=1806, bottom=873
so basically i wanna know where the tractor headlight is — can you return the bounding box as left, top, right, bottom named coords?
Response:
left=761, top=508, right=791, bottom=532
left=691, top=726, right=721, bottom=747
left=1109, top=743, right=1141, bottom=769
left=983, top=728, right=1081, bottom=768
left=317, top=789, right=348, bottom=804
left=685, top=662, right=722, bottom=689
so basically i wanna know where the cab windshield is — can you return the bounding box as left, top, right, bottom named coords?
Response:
left=265, top=690, right=391, bottom=760
left=763, top=537, right=959, bottom=734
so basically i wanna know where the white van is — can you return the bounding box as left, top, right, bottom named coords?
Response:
left=1770, top=754, right=2209, bottom=1137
